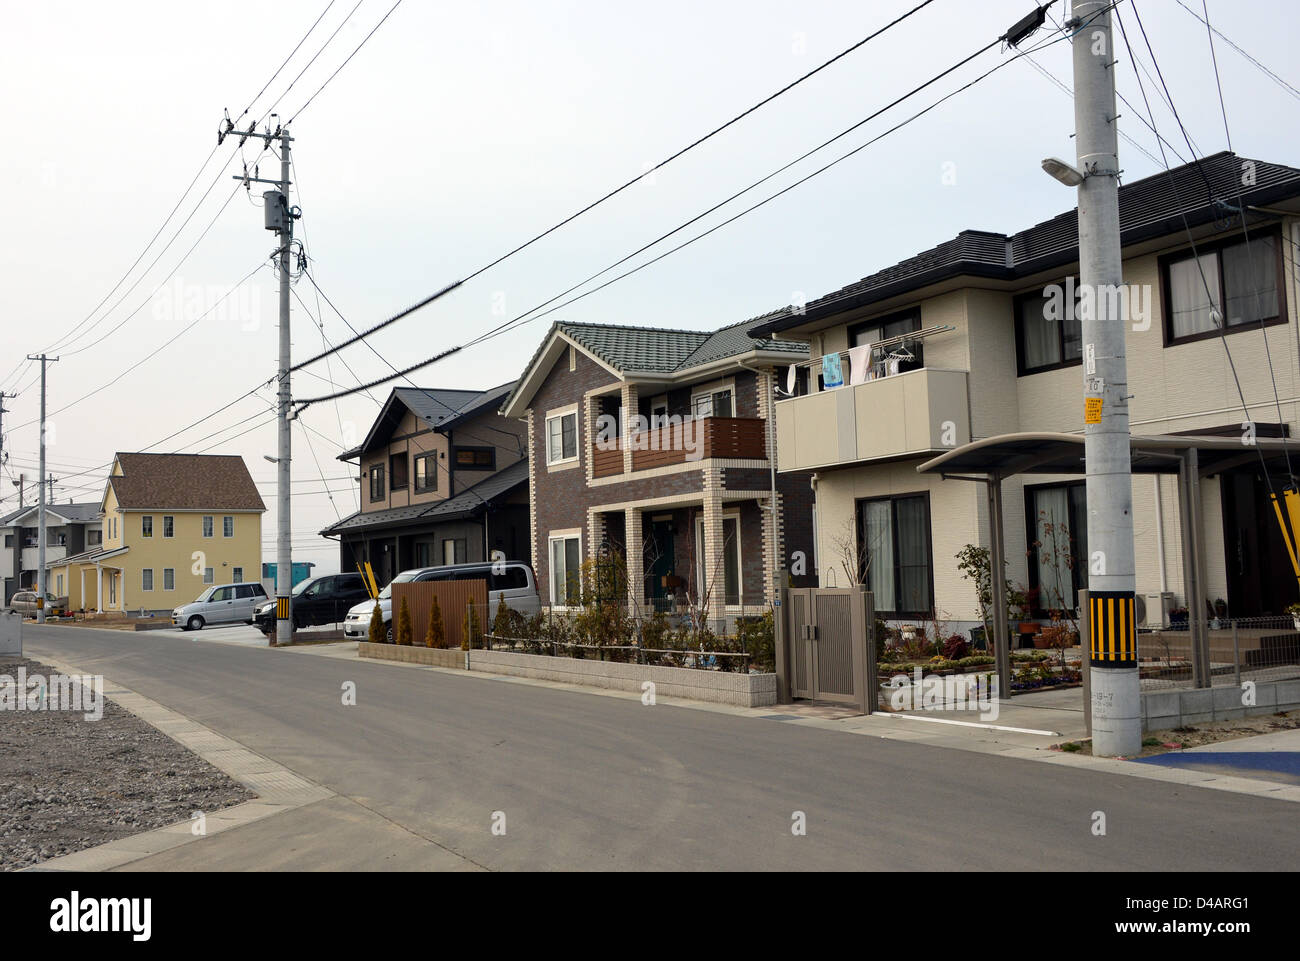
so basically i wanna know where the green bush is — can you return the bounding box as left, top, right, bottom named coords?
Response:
left=396, top=596, right=413, bottom=646
left=461, top=598, right=483, bottom=651
left=424, top=595, right=444, bottom=648
left=735, top=610, right=774, bottom=673
left=367, top=602, right=384, bottom=644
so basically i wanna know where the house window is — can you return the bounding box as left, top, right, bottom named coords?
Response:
left=1163, top=229, right=1284, bottom=343
left=142, top=516, right=154, bottom=538
left=390, top=453, right=409, bottom=490
left=203, top=516, right=214, bottom=538
left=442, top=538, right=467, bottom=566
left=368, top=464, right=386, bottom=502
left=454, top=447, right=496, bottom=470
left=142, top=569, right=153, bottom=592
left=546, top=411, right=578, bottom=465
left=548, top=533, right=581, bottom=606
left=856, top=494, right=933, bottom=616
left=203, top=567, right=214, bottom=584
left=56, top=574, right=64, bottom=595
left=414, top=453, right=438, bottom=492
left=691, top=386, right=733, bottom=419
left=1025, top=482, right=1088, bottom=615
left=694, top=514, right=742, bottom=607
left=1015, top=279, right=1083, bottom=374
left=163, top=516, right=174, bottom=538
left=223, top=516, right=234, bottom=537
left=850, top=308, right=924, bottom=376
left=3, top=535, right=10, bottom=548
left=232, top=566, right=243, bottom=583
left=163, top=568, right=175, bottom=591
left=88, top=530, right=101, bottom=546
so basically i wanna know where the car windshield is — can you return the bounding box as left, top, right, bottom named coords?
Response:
left=291, top=578, right=317, bottom=597
left=193, top=587, right=216, bottom=603
left=378, top=570, right=421, bottom=601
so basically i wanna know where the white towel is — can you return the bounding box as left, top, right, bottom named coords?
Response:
left=847, top=344, right=872, bottom=385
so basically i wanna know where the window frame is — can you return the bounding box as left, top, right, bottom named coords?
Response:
left=223, top=516, right=234, bottom=538
left=854, top=491, right=935, bottom=618
left=545, top=407, right=579, bottom=466
left=232, top=566, right=243, bottom=583
left=389, top=452, right=409, bottom=490
left=848, top=306, right=925, bottom=376
left=547, top=531, right=583, bottom=607
left=202, top=515, right=214, bottom=538
left=1014, top=277, right=1084, bottom=376
left=453, top=446, right=496, bottom=470
left=141, top=515, right=153, bottom=538
left=163, top=568, right=175, bottom=591
left=368, top=464, right=386, bottom=502
left=693, top=510, right=743, bottom=608
left=1160, top=227, right=1288, bottom=347
left=1023, top=480, right=1088, bottom=617
left=142, top=568, right=153, bottom=592
left=162, top=516, right=174, bottom=538
left=413, top=453, right=439, bottom=493
left=203, top=567, right=214, bottom=585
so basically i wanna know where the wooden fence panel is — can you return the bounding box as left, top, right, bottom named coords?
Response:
left=393, top=580, right=488, bottom=648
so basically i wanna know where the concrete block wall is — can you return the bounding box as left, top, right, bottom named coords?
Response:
left=1141, top=678, right=1300, bottom=731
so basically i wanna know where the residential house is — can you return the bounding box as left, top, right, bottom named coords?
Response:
left=1, top=501, right=102, bottom=605
left=748, top=151, right=1300, bottom=626
left=49, top=453, right=265, bottom=613
left=323, top=383, right=530, bottom=586
left=499, top=318, right=814, bottom=625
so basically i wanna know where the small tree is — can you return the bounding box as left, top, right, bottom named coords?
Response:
left=367, top=602, right=384, bottom=644
left=491, top=592, right=514, bottom=648
left=424, top=594, right=444, bottom=648
left=396, top=595, right=413, bottom=646
left=461, top=597, right=482, bottom=651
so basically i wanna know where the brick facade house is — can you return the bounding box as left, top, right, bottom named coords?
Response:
left=501, top=318, right=814, bottom=626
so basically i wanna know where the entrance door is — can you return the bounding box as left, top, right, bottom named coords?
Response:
left=1223, top=470, right=1300, bottom=616
left=647, top=520, right=674, bottom=613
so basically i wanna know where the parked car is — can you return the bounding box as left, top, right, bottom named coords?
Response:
left=342, top=560, right=541, bottom=641
left=4, top=590, right=68, bottom=617
left=173, top=582, right=269, bottom=631
left=254, top=572, right=371, bottom=635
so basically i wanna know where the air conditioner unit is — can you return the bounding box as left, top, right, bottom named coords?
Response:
left=1137, top=592, right=1175, bottom=629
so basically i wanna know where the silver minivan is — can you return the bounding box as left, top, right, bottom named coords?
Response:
left=343, top=561, right=540, bottom=640
left=173, top=582, right=269, bottom=631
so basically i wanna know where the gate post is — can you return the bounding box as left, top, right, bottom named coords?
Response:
left=857, top=586, right=876, bottom=715
left=774, top=570, right=792, bottom=704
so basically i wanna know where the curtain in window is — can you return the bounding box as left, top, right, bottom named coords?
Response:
left=862, top=501, right=895, bottom=611
left=894, top=497, right=930, bottom=613
left=1021, top=295, right=1060, bottom=369
left=1221, top=240, right=1277, bottom=327
left=1034, top=487, right=1073, bottom=611
left=722, top=517, right=740, bottom=606
left=1168, top=253, right=1222, bottom=337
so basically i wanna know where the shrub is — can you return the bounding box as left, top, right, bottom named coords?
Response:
left=424, top=595, right=444, bottom=648
left=461, top=598, right=483, bottom=651
left=735, top=610, right=774, bottom=673
left=396, top=596, right=413, bottom=646
left=367, top=602, right=384, bottom=644
left=943, top=634, right=969, bottom=661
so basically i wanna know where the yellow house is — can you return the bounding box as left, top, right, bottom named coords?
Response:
left=50, top=453, right=266, bottom=613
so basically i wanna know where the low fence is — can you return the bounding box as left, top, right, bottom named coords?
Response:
left=389, top=580, right=488, bottom=649
left=1137, top=615, right=1300, bottom=692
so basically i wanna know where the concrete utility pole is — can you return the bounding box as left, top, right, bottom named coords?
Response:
left=26, top=354, right=58, bottom=623
left=227, top=114, right=296, bottom=646
left=1070, top=0, right=1140, bottom=757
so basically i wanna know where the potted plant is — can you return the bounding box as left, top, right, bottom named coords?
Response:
left=1287, top=603, right=1300, bottom=632
left=1169, top=606, right=1189, bottom=631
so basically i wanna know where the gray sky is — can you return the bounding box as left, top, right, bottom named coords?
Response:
left=1, top=0, right=1296, bottom=573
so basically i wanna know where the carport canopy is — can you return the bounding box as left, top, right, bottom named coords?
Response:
left=915, top=432, right=1298, bottom=693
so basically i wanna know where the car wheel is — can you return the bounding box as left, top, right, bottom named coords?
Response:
left=385, top=623, right=393, bottom=644
left=187, top=615, right=204, bottom=631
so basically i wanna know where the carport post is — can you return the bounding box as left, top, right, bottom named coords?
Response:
left=987, top=473, right=1012, bottom=698
left=857, top=585, right=876, bottom=715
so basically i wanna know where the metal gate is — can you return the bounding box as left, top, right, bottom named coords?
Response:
left=782, top=587, right=874, bottom=712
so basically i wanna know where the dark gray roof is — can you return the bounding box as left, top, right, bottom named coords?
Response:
left=1, top=501, right=102, bottom=526
left=555, top=316, right=806, bottom=374
left=341, top=382, right=518, bottom=460
left=751, top=152, right=1300, bottom=337
left=320, top=458, right=527, bottom=536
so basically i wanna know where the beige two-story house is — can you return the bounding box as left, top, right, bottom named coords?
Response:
left=751, top=151, right=1300, bottom=628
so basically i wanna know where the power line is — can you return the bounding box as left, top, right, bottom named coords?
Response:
left=289, top=0, right=947, bottom=373
left=286, top=0, right=404, bottom=125
left=296, top=7, right=1080, bottom=408
left=1172, top=0, right=1300, bottom=101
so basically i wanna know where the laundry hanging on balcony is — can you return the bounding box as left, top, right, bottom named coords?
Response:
left=847, top=343, right=872, bottom=385
left=821, top=352, right=844, bottom=389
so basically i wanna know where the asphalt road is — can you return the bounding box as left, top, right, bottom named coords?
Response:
left=18, top=624, right=1300, bottom=871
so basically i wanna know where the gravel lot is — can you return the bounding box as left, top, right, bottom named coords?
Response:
left=0, top=655, right=254, bottom=870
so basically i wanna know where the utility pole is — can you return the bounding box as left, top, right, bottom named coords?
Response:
left=12, top=474, right=24, bottom=510
left=1069, top=0, right=1140, bottom=757
left=26, top=354, right=58, bottom=624
left=226, top=114, right=296, bottom=646
left=46, top=476, right=58, bottom=504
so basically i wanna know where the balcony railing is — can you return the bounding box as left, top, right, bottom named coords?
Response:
left=774, top=367, right=971, bottom=472
left=590, top=416, right=767, bottom=477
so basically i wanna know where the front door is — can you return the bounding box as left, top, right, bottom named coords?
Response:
left=647, top=520, right=675, bottom=612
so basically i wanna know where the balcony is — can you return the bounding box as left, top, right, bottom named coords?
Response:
left=774, top=367, right=971, bottom=472
left=590, top=416, right=767, bottom=478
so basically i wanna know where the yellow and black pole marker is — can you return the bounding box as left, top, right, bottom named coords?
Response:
left=276, top=596, right=291, bottom=621
left=1089, top=591, right=1137, bottom=668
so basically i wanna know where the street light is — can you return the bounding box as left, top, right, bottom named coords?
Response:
left=1041, top=157, right=1086, bottom=187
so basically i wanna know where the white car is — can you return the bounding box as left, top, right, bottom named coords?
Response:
left=343, top=561, right=540, bottom=641
left=173, top=582, right=268, bottom=631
